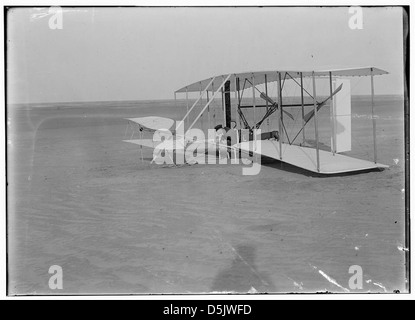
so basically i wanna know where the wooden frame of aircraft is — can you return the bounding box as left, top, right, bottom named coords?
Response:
left=125, top=67, right=389, bottom=175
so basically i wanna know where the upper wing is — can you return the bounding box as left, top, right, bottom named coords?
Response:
left=175, top=67, right=388, bottom=93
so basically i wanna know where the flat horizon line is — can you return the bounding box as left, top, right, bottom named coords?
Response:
left=7, top=93, right=405, bottom=107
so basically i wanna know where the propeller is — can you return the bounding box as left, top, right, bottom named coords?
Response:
left=259, top=92, right=295, bottom=120
left=290, top=83, right=344, bottom=145
left=303, top=83, right=343, bottom=123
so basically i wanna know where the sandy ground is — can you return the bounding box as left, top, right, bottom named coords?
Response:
left=7, top=96, right=406, bottom=294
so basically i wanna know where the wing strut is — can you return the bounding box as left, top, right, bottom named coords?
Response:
left=188, top=74, right=232, bottom=131
left=177, top=77, right=216, bottom=131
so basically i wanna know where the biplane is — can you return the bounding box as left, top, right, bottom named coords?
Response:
left=124, top=67, right=389, bottom=174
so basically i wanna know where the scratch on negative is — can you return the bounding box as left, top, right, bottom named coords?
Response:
left=30, top=9, right=89, bottom=21
left=209, top=229, right=270, bottom=287
left=373, top=282, right=387, bottom=292
left=397, top=245, right=409, bottom=253
left=311, top=265, right=350, bottom=293
left=285, top=276, right=304, bottom=290
left=142, top=266, right=175, bottom=287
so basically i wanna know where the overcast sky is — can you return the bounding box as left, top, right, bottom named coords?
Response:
left=7, top=6, right=405, bottom=104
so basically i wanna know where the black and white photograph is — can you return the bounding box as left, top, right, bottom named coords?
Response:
left=4, top=4, right=409, bottom=298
